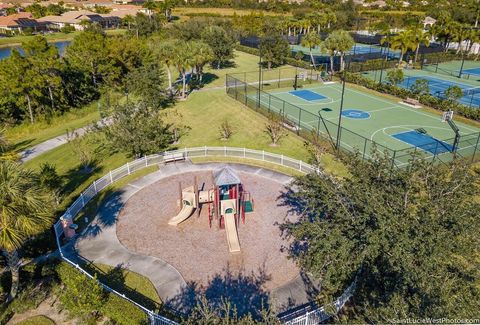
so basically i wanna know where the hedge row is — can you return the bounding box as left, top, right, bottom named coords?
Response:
left=346, top=72, right=480, bottom=121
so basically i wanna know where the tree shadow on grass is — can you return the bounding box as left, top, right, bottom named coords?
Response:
left=61, top=160, right=100, bottom=196
left=80, top=260, right=163, bottom=313
left=10, top=138, right=35, bottom=154
left=199, top=73, right=219, bottom=86
left=79, top=188, right=126, bottom=239
left=166, top=264, right=271, bottom=320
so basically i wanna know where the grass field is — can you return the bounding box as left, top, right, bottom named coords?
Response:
left=242, top=80, right=480, bottom=165
left=172, top=7, right=289, bottom=17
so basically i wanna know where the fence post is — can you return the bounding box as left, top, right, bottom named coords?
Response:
left=298, top=109, right=302, bottom=133
left=471, top=132, right=480, bottom=163
left=362, top=138, right=368, bottom=161
left=262, top=150, right=265, bottom=161
left=127, top=161, right=130, bottom=174
left=109, top=171, right=113, bottom=183
left=93, top=180, right=97, bottom=194
left=145, top=155, right=148, bottom=167
left=299, top=160, right=302, bottom=172
left=281, top=154, right=284, bottom=166
left=81, top=193, right=85, bottom=207
left=224, top=146, right=227, bottom=156
left=234, top=78, right=238, bottom=100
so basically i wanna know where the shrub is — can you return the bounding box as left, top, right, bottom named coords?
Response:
left=101, top=294, right=148, bottom=325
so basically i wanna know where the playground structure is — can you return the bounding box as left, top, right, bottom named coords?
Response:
left=168, top=166, right=254, bottom=253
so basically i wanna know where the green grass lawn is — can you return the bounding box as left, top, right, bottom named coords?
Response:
left=85, top=263, right=162, bottom=311
left=15, top=315, right=55, bottom=325
left=202, top=50, right=268, bottom=89
left=6, top=102, right=101, bottom=154
left=172, top=7, right=289, bottom=17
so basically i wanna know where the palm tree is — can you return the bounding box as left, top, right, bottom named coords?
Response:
left=452, top=26, right=470, bottom=54
left=190, top=41, right=213, bottom=84
left=390, top=30, right=417, bottom=65
left=122, top=15, right=135, bottom=32
left=151, top=39, right=179, bottom=95
left=301, top=32, right=321, bottom=69
left=410, top=27, right=430, bottom=63
left=173, top=43, right=193, bottom=99
left=323, top=30, right=355, bottom=72
left=0, top=161, right=53, bottom=301
left=465, top=29, right=480, bottom=54
left=468, top=0, right=480, bottom=27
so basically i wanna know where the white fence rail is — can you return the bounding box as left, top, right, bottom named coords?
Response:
left=53, top=147, right=352, bottom=325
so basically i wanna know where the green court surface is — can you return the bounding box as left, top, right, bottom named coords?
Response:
left=423, top=60, right=480, bottom=81
left=291, top=43, right=399, bottom=56
left=252, top=81, right=480, bottom=164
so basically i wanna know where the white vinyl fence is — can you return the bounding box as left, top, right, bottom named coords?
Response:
left=53, top=147, right=353, bottom=325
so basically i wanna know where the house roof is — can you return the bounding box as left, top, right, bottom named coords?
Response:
left=38, top=10, right=117, bottom=24
left=108, top=8, right=139, bottom=18
left=0, top=12, right=37, bottom=27
left=110, top=4, right=141, bottom=10
left=213, top=166, right=241, bottom=186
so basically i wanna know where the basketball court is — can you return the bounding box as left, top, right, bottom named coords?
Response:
left=251, top=81, right=480, bottom=165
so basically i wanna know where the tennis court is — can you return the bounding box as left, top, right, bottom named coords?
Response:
left=290, top=43, right=399, bottom=57
left=361, top=66, right=480, bottom=108
left=422, top=60, right=480, bottom=80
left=246, top=81, right=480, bottom=165
left=398, top=75, right=480, bottom=107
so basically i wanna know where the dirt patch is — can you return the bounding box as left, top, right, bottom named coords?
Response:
left=116, top=170, right=299, bottom=292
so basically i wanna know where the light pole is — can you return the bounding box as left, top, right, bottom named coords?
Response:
left=257, top=44, right=262, bottom=109
left=336, top=67, right=347, bottom=151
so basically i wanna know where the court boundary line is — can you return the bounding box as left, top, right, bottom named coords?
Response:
left=321, top=84, right=479, bottom=133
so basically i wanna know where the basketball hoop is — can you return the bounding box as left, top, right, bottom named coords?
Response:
left=442, top=110, right=454, bottom=122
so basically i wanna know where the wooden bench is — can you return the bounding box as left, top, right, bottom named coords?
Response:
left=404, top=97, right=420, bottom=106
left=163, top=152, right=185, bottom=163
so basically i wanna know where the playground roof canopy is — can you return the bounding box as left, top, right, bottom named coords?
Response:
left=213, top=166, right=241, bottom=186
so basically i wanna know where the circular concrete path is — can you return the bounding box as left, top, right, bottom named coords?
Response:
left=73, top=161, right=319, bottom=314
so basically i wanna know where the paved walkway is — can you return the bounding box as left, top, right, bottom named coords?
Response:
left=20, top=118, right=110, bottom=163
left=70, top=161, right=319, bottom=312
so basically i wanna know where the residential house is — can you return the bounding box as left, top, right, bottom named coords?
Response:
left=0, top=12, right=45, bottom=34
left=38, top=10, right=120, bottom=30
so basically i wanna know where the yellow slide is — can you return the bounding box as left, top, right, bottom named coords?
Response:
left=168, top=197, right=195, bottom=226
left=223, top=202, right=241, bottom=253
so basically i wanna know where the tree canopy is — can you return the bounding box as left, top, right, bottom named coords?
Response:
left=280, top=154, right=480, bottom=322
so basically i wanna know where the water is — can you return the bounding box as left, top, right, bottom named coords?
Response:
left=0, top=40, right=70, bottom=60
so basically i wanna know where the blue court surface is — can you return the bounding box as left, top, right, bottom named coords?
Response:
left=289, top=89, right=327, bottom=101
left=398, top=75, right=480, bottom=107
left=341, top=109, right=370, bottom=119
left=392, top=130, right=453, bottom=154
left=462, top=67, right=480, bottom=77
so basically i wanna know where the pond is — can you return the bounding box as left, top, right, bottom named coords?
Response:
left=0, top=40, right=71, bottom=60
